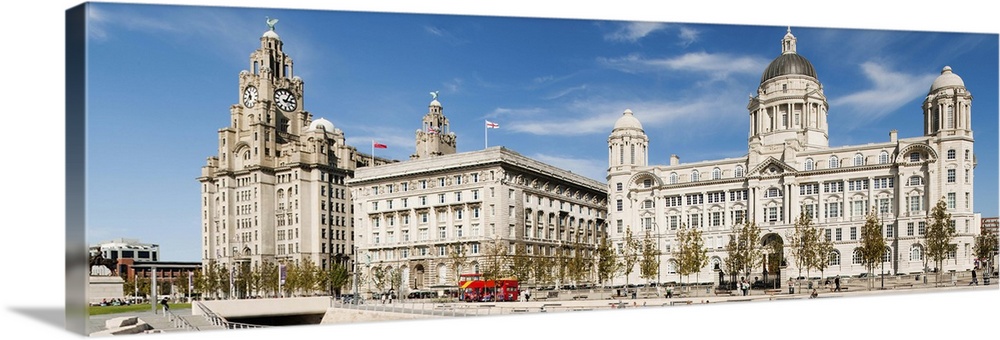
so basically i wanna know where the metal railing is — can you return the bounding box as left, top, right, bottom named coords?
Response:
left=164, top=309, right=199, bottom=331
left=195, top=301, right=268, bottom=330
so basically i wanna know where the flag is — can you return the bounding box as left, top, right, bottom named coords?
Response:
left=373, top=141, right=388, bottom=149
left=427, top=127, right=440, bottom=135
left=486, top=120, right=500, bottom=129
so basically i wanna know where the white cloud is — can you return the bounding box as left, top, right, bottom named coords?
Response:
left=530, top=153, right=607, bottom=182
left=677, top=26, right=700, bottom=47
left=600, top=52, right=768, bottom=80
left=605, top=22, right=668, bottom=43
left=505, top=91, right=747, bottom=137
left=830, top=62, right=937, bottom=122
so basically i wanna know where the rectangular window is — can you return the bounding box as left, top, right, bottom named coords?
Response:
left=886, top=223, right=894, bottom=238
left=909, top=196, right=922, bottom=211
left=918, top=222, right=926, bottom=235
left=907, top=222, right=914, bottom=236
left=835, top=228, right=842, bottom=241
left=850, top=227, right=857, bottom=240
left=616, top=199, right=623, bottom=212
left=947, top=193, right=956, bottom=209
left=947, top=169, right=956, bottom=183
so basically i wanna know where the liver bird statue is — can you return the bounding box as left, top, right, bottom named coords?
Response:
left=266, top=16, right=279, bottom=31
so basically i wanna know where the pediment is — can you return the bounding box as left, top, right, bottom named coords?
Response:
left=748, top=157, right=797, bottom=176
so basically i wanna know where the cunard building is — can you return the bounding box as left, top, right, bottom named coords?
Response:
left=350, top=96, right=607, bottom=295
left=607, top=29, right=979, bottom=285
left=197, top=22, right=393, bottom=284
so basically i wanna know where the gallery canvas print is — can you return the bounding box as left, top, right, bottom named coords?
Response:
left=65, top=1, right=999, bottom=338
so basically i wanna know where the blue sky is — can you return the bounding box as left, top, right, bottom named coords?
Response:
left=81, top=3, right=998, bottom=262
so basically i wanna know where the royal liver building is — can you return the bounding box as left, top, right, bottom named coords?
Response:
left=607, top=29, right=978, bottom=285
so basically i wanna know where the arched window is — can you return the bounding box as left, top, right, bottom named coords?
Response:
left=734, top=166, right=744, bottom=178
left=828, top=250, right=841, bottom=266
left=669, top=173, right=678, bottom=184
left=691, top=170, right=700, bottom=182
left=804, top=158, right=814, bottom=171
left=712, top=168, right=722, bottom=180
left=910, top=245, right=923, bottom=261
left=852, top=248, right=863, bottom=265
left=882, top=248, right=892, bottom=263
left=854, top=153, right=864, bottom=166
left=879, top=151, right=889, bottom=164
left=829, top=156, right=839, bottom=168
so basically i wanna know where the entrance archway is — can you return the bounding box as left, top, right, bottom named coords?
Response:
left=413, top=264, right=425, bottom=289
left=761, top=233, right=784, bottom=289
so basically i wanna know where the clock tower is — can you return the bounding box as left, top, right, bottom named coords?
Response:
left=199, top=19, right=365, bottom=286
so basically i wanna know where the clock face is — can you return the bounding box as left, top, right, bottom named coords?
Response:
left=274, top=88, right=297, bottom=111
left=242, top=86, right=258, bottom=108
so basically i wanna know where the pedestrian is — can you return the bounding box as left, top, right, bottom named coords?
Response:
left=787, top=278, right=794, bottom=294
left=666, top=285, right=673, bottom=298
left=740, top=278, right=749, bottom=296
left=160, top=297, right=170, bottom=312
left=834, top=277, right=841, bottom=292
left=810, top=289, right=818, bottom=299
left=525, top=288, right=531, bottom=302
left=969, top=269, right=978, bottom=285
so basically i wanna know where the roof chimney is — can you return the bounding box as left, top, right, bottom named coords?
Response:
left=670, top=154, right=680, bottom=166
left=890, top=130, right=898, bottom=142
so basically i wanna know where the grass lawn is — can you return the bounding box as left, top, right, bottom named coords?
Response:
left=89, top=303, right=192, bottom=316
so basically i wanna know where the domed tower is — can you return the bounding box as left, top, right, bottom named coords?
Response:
left=411, top=92, right=457, bottom=160
left=748, top=28, right=829, bottom=153
left=607, top=109, right=649, bottom=174
left=923, top=66, right=973, bottom=137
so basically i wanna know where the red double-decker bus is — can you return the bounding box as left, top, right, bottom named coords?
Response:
left=458, top=273, right=519, bottom=302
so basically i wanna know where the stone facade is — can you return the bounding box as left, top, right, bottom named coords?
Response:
left=607, top=29, right=978, bottom=286
left=197, top=25, right=394, bottom=286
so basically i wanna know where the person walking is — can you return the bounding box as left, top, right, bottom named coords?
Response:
left=969, top=269, right=978, bottom=285
left=834, top=277, right=841, bottom=292
left=787, top=278, right=794, bottom=294
left=160, top=297, right=170, bottom=313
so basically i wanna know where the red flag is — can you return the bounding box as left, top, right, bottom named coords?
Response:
left=373, top=141, right=388, bottom=149
left=486, top=120, right=500, bottom=129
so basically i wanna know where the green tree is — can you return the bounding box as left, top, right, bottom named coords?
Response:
left=925, top=198, right=957, bottom=286
left=858, top=209, right=887, bottom=290
left=639, top=230, right=659, bottom=285
left=509, top=243, right=533, bottom=283
left=531, top=255, right=554, bottom=287
left=299, top=258, right=320, bottom=295
left=321, top=261, right=351, bottom=297
left=620, top=226, right=641, bottom=288
left=566, top=243, right=591, bottom=286
left=259, top=261, right=279, bottom=298
left=595, top=234, right=620, bottom=288
left=973, top=229, right=998, bottom=278
left=725, top=222, right=762, bottom=285
left=787, top=213, right=819, bottom=282
left=675, top=224, right=709, bottom=288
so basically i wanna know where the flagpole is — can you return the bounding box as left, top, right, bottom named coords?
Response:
left=371, top=139, right=374, bottom=166
left=485, top=121, right=488, bottom=149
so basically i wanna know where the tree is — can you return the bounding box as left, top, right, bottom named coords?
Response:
left=509, top=243, right=533, bottom=284
left=620, top=226, right=641, bottom=288
left=787, top=213, right=818, bottom=283
left=448, top=241, right=470, bottom=282
left=595, top=234, right=620, bottom=288
left=370, top=266, right=388, bottom=293
left=321, top=262, right=351, bottom=297
left=858, top=209, right=887, bottom=290
left=566, top=243, right=591, bottom=286
left=259, top=261, right=279, bottom=298
left=531, top=254, right=554, bottom=287
left=639, top=230, right=659, bottom=285
left=725, top=222, right=762, bottom=285
left=925, top=198, right=957, bottom=286
left=483, top=238, right=509, bottom=282
left=973, top=230, right=998, bottom=279
left=675, top=224, right=709, bottom=288
left=299, top=258, right=320, bottom=295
